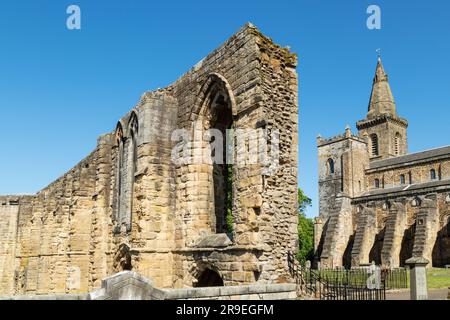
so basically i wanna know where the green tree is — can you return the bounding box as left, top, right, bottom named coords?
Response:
left=297, top=188, right=314, bottom=265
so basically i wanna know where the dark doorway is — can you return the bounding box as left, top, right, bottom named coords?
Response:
left=195, top=269, right=224, bottom=287
left=342, top=235, right=354, bottom=269
left=369, top=228, right=385, bottom=265
left=399, top=223, right=416, bottom=267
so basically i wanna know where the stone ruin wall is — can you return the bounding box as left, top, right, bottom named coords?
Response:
left=0, top=24, right=299, bottom=296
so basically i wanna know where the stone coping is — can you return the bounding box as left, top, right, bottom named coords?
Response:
left=164, top=283, right=297, bottom=300
left=0, top=293, right=89, bottom=300
left=0, top=283, right=297, bottom=301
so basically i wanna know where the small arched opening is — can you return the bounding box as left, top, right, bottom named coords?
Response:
left=430, top=169, right=437, bottom=181
left=327, top=158, right=335, bottom=175
left=195, top=269, right=224, bottom=287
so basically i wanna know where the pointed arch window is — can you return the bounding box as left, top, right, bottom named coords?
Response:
left=400, top=174, right=406, bottom=185
left=370, top=134, right=379, bottom=157
left=327, top=158, right=335, bottom=175
left=114, top=113, right=139, bottom=233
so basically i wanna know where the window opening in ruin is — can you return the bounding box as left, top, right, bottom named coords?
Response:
left=195, top=269, right=224, bottom=287
left=209, top=90, right=233, bottom=234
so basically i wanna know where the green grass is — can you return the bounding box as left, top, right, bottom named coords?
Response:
left=305, top=268, right=450, bottom=290
left=426, top=268, right=450, bottom=289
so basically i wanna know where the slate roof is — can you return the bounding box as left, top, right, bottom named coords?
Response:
left=369, top=145, right=450, bottom=170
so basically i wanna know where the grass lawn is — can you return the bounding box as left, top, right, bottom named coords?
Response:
left=426, top=268, right=450, bottom=289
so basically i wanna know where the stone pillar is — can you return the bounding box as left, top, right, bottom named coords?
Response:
left=412, top=196, right=439, bottom=265
left=406, top=257, right=429, bottom=300
left=320, top=197, right=353, bottom=268
left=351, top=205, right=376, bottom=266
left=313, top=217, right=323, bottom=252
left=381, top=200, right=407, bottom=268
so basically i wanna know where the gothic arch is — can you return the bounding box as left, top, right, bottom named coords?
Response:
left=113, top=243, right=133, bottom=272
left=113, top=112, right=139, bottom=233
left=115, top=122, right=124, bottom=146
left=191, top=73, right=235, bottom=235
left=191, top=73, right=237, bottom=121
left=190, top=261, right=225, bottom=287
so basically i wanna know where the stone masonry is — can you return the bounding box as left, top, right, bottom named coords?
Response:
left=0, top=23, right=299, bottom=297
left=315, top=57, right=450, bottom=269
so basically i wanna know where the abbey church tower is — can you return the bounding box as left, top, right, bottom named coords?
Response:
left=356, top=57, right=408, bottom=160
left=316, top=57, right=450, bottom=269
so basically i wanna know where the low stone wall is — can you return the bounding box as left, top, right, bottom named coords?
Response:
left=0, top=271, right=297, bottom=300
left=165, top=283, right=297, bottom=300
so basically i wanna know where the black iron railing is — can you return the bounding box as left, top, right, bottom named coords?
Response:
left=287, top=252, right=389, bottom=300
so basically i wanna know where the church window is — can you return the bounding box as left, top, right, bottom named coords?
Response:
left=430, top=169, right=436, bottom=180
left=394, top=133, right=402, bottom=155
left=327, top=158, right=335, bottom=175
left=370, top=134, right=379, bottom=157
left=374, top=178, right=380, bottom=188
left=400, top=174, right=405, bottom=185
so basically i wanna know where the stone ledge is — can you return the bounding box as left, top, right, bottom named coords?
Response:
left=164, top=283, right=296, bottom=300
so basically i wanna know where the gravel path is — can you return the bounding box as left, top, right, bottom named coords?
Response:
left=386, top=288, right=449, bottom=300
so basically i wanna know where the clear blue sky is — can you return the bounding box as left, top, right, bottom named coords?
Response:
left=1, top=1, right=449, bottom=218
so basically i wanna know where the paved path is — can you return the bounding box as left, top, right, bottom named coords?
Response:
left=386, top=288, right=448, bottom=300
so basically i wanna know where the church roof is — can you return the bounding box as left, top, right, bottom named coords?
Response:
left=355, top=178, right=450, bottom=201
left=369, top=145, right=450, bottom=171
left=366, top=57, right=397, bottom=119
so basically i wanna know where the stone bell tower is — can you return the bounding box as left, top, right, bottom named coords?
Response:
left=356, top=57, right=408, bottom=160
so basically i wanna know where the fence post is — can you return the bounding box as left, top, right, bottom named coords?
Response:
left=405, top=257, right=429, bottom=300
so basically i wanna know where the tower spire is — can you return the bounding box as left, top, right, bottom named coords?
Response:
left=367, top=56, right=396, bottom=118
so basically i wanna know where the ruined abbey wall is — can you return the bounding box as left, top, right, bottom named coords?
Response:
left=0, top=24, right=299, bottom=296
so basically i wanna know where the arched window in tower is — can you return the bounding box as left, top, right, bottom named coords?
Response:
left=395, top=132, right=402, bottom=155
left=327, top=158, right=335, bottom=175
left=400, top=174, right=405, bottom=185
left=430, top=169, right=436, bottom=180
left=370, top=134, right=379, bottom=157
left=374, top=178, right=380, bottom=189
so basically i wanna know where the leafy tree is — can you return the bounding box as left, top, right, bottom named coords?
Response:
left=297, top=188, right=314, bottom=265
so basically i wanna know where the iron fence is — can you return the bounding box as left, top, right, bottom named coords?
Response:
left=287, top=252, right=388, bottom=300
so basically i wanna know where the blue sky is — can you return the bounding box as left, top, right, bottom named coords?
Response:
left=0, top=1, right=449, bottom=218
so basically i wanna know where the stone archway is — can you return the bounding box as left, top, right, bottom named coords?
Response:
left=399, top=223, right=416, bottom=267
left=195, top=269, right=224, bottom=287
left=113, top=243, right=133, bottom=272
left=196, top=74, right=234, bottom=235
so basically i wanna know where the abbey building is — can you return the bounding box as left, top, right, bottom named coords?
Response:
left=315, top=58, right=450, bottom=268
